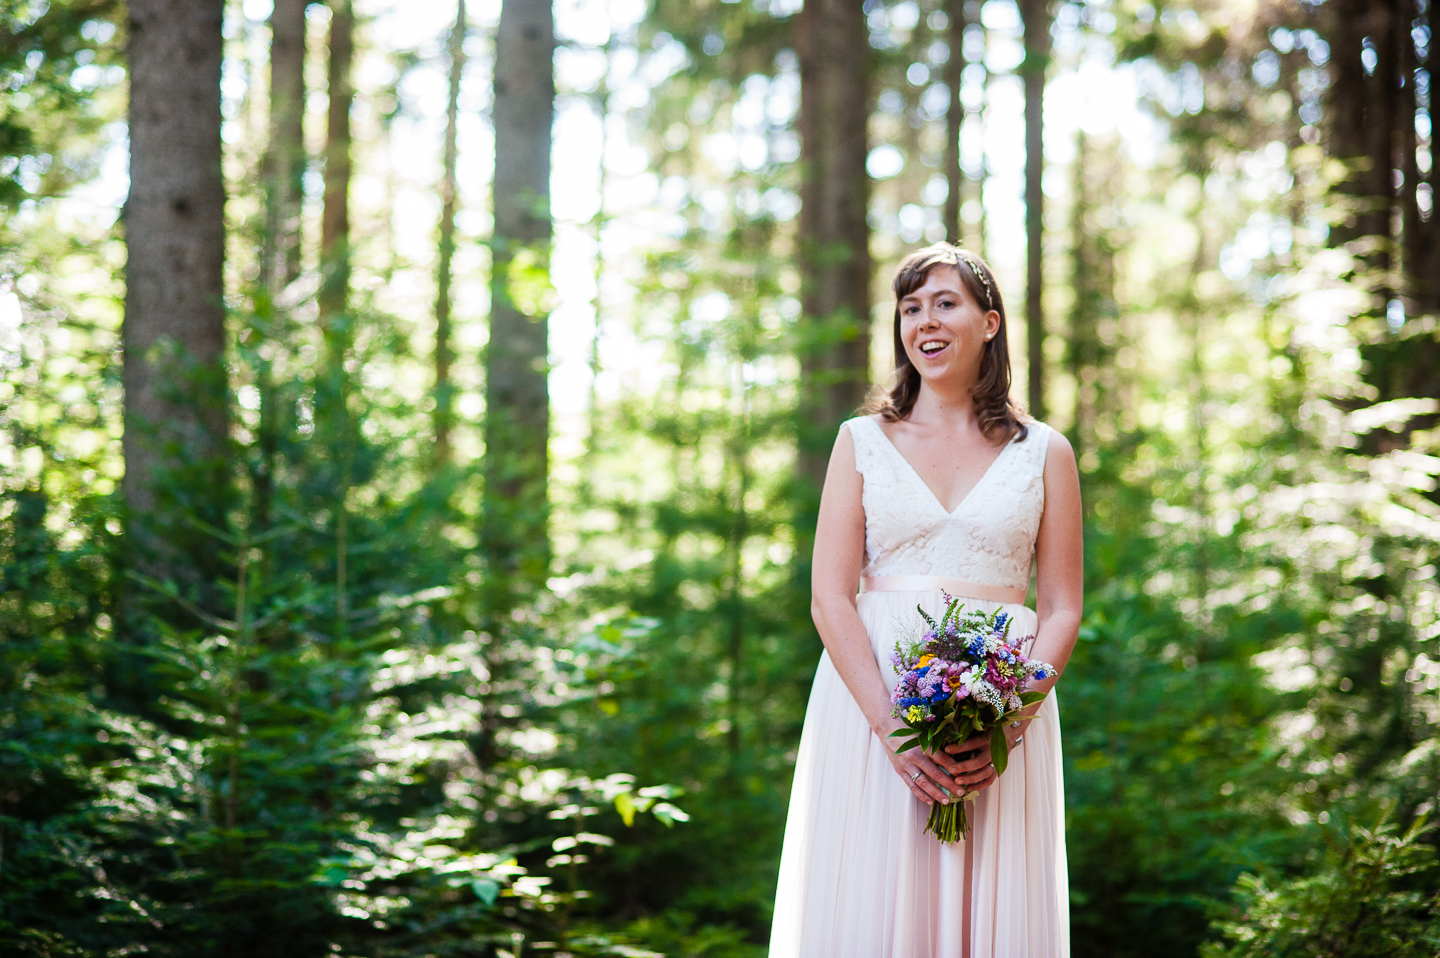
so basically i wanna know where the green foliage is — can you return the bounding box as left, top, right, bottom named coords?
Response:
left=2, top=0, right=1438, bottom=956
left=1202, top=813, right=1440, bottom=958
left=0, top=0, right=123, bottom=214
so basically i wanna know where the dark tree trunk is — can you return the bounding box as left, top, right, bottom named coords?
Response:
left=254, top=0, right=306, bottom=538
left=123, top=0, right=227, bottom=543
left=319, top=0, right=354, bottom=640
left=319, top=0, right=353, bottom=354
left=1428, top=0, right=1440, bottom=310
left=262, top=0, right=306, bottom=292
left=483, top=0, right=553, bottom=593
left=1067, top=131, right=1120, bottom=475
left=1327, top=0, right=1440, bottom=424
left=942, top=0, right=966, bottom=245
left=434, top=0, right=466, bottom=470
left=1327, top=0, right=1382, bottom=248
left=1400, top=0, right=1431, bottom=311
left=795, top=0, right=870, bottom=500
left=1018, top=0, right=1049, bottom=419
left=1361, top=0, right=1398, bottom=261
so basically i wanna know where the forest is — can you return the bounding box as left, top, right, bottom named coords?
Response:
left=1, top=0, right=1438, bottom=954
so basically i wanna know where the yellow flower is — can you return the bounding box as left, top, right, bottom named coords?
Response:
left=918, top=655, right=935, bottom=667
left=905, top=706, right=925, bottom=723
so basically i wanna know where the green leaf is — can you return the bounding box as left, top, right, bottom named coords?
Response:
left=651, top=802, right=690, bottom=826
left=1020, top=690, right=1047, bottom=706
left=471, top=878, right=500, bottom=905
left=614, top=790, right=636, bottom=827
left=990, top=725, right=1010, bottom=776
left=896, top=739, right=921, bottom=753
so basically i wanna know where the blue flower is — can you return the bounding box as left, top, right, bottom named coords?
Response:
left=1034, top=669, right=1047, bottom=679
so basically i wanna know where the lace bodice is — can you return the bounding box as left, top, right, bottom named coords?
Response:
left=844, top=415, right=1052, bottom=591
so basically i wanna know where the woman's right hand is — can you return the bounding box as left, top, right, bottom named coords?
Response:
left=878, top=721, right=965, bottom=807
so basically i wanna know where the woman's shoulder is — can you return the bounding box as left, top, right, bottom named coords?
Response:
left=840, top=413, right=882, bottom=432
left=1009, top=418, right=1064, bottom=471
left=838, top=415, right=889, bottom=475
left=1017, top=419, right=1075, bottom=471
left=838, top=414, right=886, bottom=446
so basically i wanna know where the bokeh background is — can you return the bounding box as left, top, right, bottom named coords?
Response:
left=2, top=0, right=1438, bottom=954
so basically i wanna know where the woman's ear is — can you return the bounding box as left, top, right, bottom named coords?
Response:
left=984, top=310, right=1001, bottom=342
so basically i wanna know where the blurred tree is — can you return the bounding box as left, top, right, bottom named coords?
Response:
left=122, top=0, right=228, bottom=569
left=319, top=0, right=354, bottom=640
left=1322, top=0, right=1439, bottom=406
left=795, top=0, right=870, bottom=504
left=261, top=0, right=307, bottom=293
left=1064, top=129, right=1121, bottom=473
left=253, top=0, right=308, bottom=540
left=320, top=0, right=353, bottom=377
left=0, top=0, right=124, bottom=212
left=941, top=0, right=969, bottom=244
left=484, top=0, right=554, bottom=594
left=1018, top=0, right=1050, bottom=418
left=1203, top=812, right=1440, bottom=958
left=481, top=0, right=554, bottom=775
left=433, top=0, right=466, bottom=471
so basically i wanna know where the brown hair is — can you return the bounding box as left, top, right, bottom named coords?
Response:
left=864, top=243, right=1029, bottom=442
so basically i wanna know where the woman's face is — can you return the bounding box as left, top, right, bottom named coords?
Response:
left=897, top=264, right=1000, bottom=390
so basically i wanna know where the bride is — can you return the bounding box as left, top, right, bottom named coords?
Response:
left=769, top=244, right=1083, bottom=957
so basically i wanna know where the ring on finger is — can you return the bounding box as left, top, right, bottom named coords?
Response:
left=910, top=769, right=923, bottom=783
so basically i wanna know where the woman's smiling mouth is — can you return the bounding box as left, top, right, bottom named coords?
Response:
left=918, top=339, right=950, bottom=357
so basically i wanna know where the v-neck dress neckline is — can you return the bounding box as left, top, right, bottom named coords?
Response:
left=864, top=416, right=1022, bottom=516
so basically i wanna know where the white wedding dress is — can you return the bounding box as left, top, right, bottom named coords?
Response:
left=769, top=416, right=1069, bottom=958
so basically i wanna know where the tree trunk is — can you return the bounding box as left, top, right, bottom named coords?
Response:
left=254, top=0, right=306, bottom=539
left=942, top=0, right=966, bottom=245
left=584, top=36, right=613, bottom=465
left=262, top=0, right=306, bottom=293
left=319, top=0, right=354, bottom=643
left=434, top=0, right=466, bottom=470
left=1326, top=0, right=1377, bottom=248
left=1067, top=130, right=1120, bottom=475
left=1399, top=0, right=1429, bottom=310
left=1428, top=0, right=1440, bottom=310
left=123, top=0, right=227, bottom=540
left=795, top=0, right=870, bottom=501
left=1361, top=0, right=1398, bottom=263
left=319, top=0, right=353, bottom=356
left=1018, top=0, right=1049, bottom=419
left=483, top=0, right=554, bottom=594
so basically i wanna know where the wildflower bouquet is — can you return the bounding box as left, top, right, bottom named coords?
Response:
left=889, top=594, right=1054, bottom=842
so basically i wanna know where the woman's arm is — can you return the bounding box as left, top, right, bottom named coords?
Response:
left=1025, top=428, right=1085, bottom=694
left=812, top=426, right=979, bottom=807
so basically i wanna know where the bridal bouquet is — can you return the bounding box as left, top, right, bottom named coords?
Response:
left=888, top=595, right=1053, bottom=842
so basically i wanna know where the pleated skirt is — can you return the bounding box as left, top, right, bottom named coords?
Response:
left=768, top=589, right=1069, bottom=958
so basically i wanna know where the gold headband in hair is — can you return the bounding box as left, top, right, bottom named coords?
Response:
left=952, top=248, right=993, bottom=310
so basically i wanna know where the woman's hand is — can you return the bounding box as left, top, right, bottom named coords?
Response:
left=942, top=724, right=1025, bottom=796
left=878, top=720, right=966, bottom=807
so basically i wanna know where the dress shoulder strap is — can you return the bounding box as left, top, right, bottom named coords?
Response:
left=1020, top=420, right=1051, bottom=476
left=842, top=416, right=884, bottom=477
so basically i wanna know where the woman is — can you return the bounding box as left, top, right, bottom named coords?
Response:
left=769, top=244, right=1083, bottom=958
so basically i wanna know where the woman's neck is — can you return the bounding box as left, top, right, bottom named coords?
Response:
left=908, top=378, right=980, bottom=430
